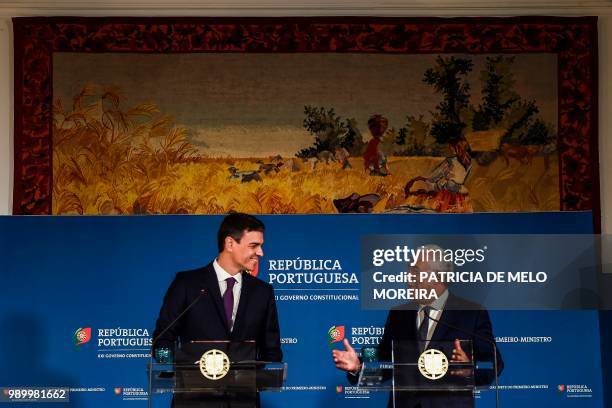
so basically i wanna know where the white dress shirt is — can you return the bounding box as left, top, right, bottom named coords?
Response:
left=213, top=259, right=242, bottom=331
left=416, top=289, right=449, bottom=349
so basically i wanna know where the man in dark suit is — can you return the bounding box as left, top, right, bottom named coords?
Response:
left=153, top=213, right=282, bottom=406
left=333, top=249, right=503, bottom=408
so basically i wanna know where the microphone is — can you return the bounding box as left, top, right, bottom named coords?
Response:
left=148, top=288, right=207, bottom=408
left=423, top=312, right=500, bottom=408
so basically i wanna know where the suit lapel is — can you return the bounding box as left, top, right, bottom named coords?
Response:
left=406, top=309, right=420, bottom=358
left=430, top=294, right=461, bottom=344
left=232, top=272, right=252, bottom=339
left=430, top=308, right=451, bottom=343
left=201, top=264, right=231, bottom=334
left=407, top=309, right=419, bottom=340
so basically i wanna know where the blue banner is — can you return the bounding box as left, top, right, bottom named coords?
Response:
left=0, top=213, right=603, bottom=407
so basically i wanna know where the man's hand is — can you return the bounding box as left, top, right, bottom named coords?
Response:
left=451, top=339, right=469, bottom=362
left=450, top=339, right=471, bottom=377
left=332, top=339, right=360, bottom=372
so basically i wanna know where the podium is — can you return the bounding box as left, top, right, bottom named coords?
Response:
left=357, top=340, right=499, bottom=408
left=148, top=340, right=287, bottom=408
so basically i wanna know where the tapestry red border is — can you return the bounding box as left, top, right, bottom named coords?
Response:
left=11, top=17, right=600, bottom=229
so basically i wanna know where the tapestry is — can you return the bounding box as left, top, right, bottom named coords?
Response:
left=12, top=17, right=598, bottom=219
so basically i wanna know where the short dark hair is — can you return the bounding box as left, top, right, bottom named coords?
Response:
left=217, top=213, right=265, bottom=252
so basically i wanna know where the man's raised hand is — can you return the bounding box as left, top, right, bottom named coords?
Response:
left=332, top=339, right=360, bottom=372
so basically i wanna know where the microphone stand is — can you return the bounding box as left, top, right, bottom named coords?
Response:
left=148, top=289, right=207, bottom=408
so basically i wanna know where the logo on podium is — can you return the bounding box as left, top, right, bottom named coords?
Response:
left=199, top=349, right=230, bottom=380
left=417, top=349, right=448, bottom=380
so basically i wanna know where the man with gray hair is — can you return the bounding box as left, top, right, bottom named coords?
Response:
left=333, top=245, right=503, bottom=408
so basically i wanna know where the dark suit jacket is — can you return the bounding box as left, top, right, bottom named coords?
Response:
left=153, top=263, right=282, bottom=362
left=378, top=294, right=503, bottom=369
left=355, top=294, right=503, bottom=408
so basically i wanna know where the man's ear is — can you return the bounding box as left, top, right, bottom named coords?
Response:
left=224, top=236, right=234, bottom=252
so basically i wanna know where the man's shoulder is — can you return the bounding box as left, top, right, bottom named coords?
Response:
left=387, top=304, right=417, bottom=320
left=242, top=271, right=272, bottom=288
left=386, top=295, right=486, bottom=316
left=173, top=264, right=213, bottom=283
left=445, top=293, right=485, bottom=311
left=390, top=302, right=417, bottom=312
left=242, top=272, right=274, bottom=293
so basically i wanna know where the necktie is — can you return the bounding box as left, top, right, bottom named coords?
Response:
left=223, top=277, right=236, bottom=330
left=418, top=306, right=431, bottom=352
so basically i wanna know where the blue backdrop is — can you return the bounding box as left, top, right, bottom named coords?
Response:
left=0, top=212, right=604, bottom=407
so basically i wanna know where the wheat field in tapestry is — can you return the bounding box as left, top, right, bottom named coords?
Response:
left=52, top=87, right=557, bottom=214
left=52, top=53, right=559, bottom=214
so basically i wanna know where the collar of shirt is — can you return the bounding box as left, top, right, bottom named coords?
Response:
left=417, top=289, right=450, bottom=328
left=213, top=259, right=243, bottom=286
left=419, top=289, right=449, bottom=313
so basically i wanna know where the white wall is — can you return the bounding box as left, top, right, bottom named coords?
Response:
left=599, top=16, right=612, bottom=234
left=0, top=17, right=12, bottom=215
left=0, top=2, right=610, bottom=234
